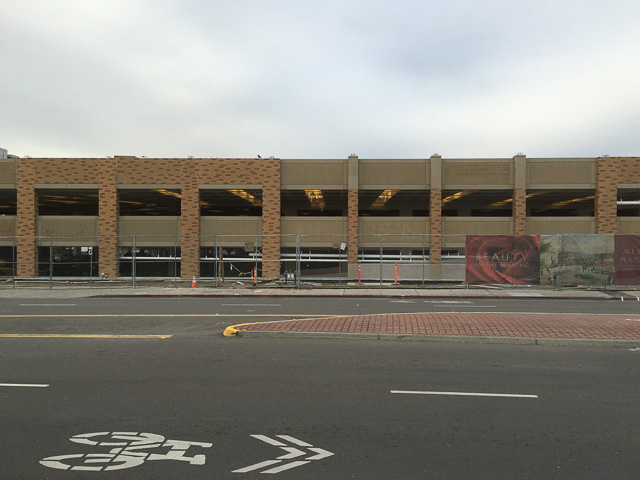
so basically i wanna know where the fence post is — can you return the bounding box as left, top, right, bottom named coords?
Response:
left=419, top=235, right=423, bottom=285
left=339, top=244, right=342, bottom=285
left=379, top=235, right=383, bottom=288
left=255, top=235, right=259, bottom=280
left=89, top=237, right=94, bottom=287
left=214, top=235, right=218, bottom=288
left=49, top=237, right=53, bottom=290
left=12, top=237, right=15, bottom=289
left=296, top=235, right=301, bottom=289
left=132, top=235, right=136, bottom=289
left=174, top=237, right=178, bottom=288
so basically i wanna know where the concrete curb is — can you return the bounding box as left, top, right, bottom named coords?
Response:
left=94, top=293, right=640, bottom=301
left=233, top=330, right=640, bottom=348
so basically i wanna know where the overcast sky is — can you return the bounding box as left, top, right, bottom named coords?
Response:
left=2, top=0, right=639, bottom=159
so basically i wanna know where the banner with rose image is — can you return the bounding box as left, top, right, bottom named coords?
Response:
left=465, top=235, right=541, bottom=285
left=614, top=234, right=640, bottom=285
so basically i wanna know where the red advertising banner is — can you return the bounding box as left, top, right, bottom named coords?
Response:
left=466, top=235, right=540, bottom=285
left=614, top=235, right=640, bottom=285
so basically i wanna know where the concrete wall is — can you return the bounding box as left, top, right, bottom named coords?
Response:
left=37, top=216, right=99, bottom=245
left=0, top=216, right=16, bottom=243
left=360, top=159, right=429, bottom=188
left=0, top=159, right=16, bottom=186
left=617, top=217, right=640, bottom=234
left=443, top=158, right=513, bottom=188
left=528, top=158, right=595, bottom=188
left=527, top=217, right=596, bottom=234
left=281, top=218, right=347, bottom=247
left=200, top=217, right=262, bottom=244
left=443, top=218, right=513, bottom=236
left=119, top=216, right=181, bottom=245
left=281, top=159, right=346, bottom=188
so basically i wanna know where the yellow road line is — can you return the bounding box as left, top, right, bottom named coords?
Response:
left=0, top=334, right=172, bottom=339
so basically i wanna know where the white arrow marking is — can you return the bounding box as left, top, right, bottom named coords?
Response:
left=234, top=435, right=334, bottom=474
left=276, top=447, right=306, bottom=459
left=232, top=460, right=281, bottom=473
left=250, top=435, right=286, bottom=446
left=306, top=448, right=335, bottom=460
left=275, top=435, right=313, bottom=447
left=261, top=460, right=311, bottom=474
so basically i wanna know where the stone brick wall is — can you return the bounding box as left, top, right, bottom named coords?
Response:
left=196, top=157, right=281, bottom=279
left=429, top=189, right=442, bottom=263
left=16, top=158, right=38, bottom=276
left=513, top=188, right=527, bottom=234
left=35, top=158, right=100, bottom=184
left=258, top=160, right=281, bottom=280
left=98, top=158, right=119, bottom=277
left=595, top=157, right=640, bottom=234
left=347, top=188, right=358, bottom=263
left=180, top=159, right=200, bottom=279
left=116, top=157, right=182, bottom=184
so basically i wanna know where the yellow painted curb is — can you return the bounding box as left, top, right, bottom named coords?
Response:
left=223, top=322, right=258, bottom=337
left=223, top=318, right=303, bottom=337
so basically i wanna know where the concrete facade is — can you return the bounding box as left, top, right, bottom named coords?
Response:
left=2, top=154, right=639, bottom=280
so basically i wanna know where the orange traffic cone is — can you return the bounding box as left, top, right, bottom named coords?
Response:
left=192, top=275, right=197, bottom=288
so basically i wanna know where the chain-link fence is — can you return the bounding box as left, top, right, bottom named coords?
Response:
left=0, top=234, right=468, bottom=289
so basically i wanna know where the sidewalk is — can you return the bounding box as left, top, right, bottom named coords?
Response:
left=227, top=311, right=640, bottom=348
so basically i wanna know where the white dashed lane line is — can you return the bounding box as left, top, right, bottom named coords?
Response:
left=0, top=383, right=49, bottom=388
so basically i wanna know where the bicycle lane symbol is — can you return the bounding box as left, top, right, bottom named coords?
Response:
left=40, top=432, right=213, bottom=472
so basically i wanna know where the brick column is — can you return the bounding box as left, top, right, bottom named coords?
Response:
left=429, top=154, right=442, bottom=280
left=181, top=158, right=200, bottom=279
left=347, top=154, right=359, bottom=280
left=595, top=156, right=618, bottom=234
left=98, top=157, right=119, bottom=278
left=261, top=157, right=281, bottom=279
left=16, top=158, right=38, bottom=277
left=513, top=154, right=527, bottom=234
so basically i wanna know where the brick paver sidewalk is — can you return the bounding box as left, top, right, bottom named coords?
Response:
left=238, top=312, right=640, bottom=341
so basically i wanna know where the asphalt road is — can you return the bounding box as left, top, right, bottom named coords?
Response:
left=1, top=297, right=639, bottom=478
left=1, top=296, right=640, bottom=337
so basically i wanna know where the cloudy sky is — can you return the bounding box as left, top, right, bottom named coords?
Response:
left=2, top=0, right=639, bottom=159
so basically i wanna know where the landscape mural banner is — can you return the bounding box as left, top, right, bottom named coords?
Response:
left=614, top=235, right=640, bottom=285
left=465, top=235, right=540, bottom=285
left=540, top=235, right=614, bottom=286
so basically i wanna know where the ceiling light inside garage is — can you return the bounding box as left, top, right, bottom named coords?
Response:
left=304, top=190, right=325, bottom=210
left=229, top=189, right=262, bottom=206
left=372, top=189, right=398, bottom=207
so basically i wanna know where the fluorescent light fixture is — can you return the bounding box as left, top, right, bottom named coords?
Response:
left=154, top=189, right=182, bottom=199
left=304, top=189, right=325, bottom=209
left=441, top=190, right=473, bottom=205
left=549, top=195, right=594, bottom=208
left=229, top=190, right=262, bottom=206
left=372, top=189, right=398, bottom=207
